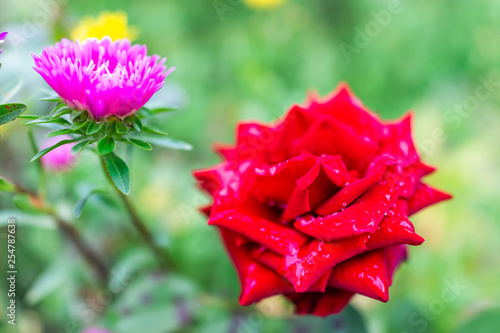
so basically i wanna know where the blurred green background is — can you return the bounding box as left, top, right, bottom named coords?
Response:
left=1, top=0, right=499, bottom=332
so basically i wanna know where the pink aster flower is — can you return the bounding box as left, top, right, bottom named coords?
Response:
left=32, top=37, right=174, bottom=120
left=0, top=32, right=7, bottom=54
left=40, top=136, right=77, bottom=171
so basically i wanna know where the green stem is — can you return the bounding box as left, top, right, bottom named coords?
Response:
left=4, top=176, right=109, bottom=282
left=99, top=155, right=172, bottom=269
left=51, top=212, right=109, bottom=282
left=27, top=130, right=47, bottom=199
left=23, top=132, right=107, bottom=282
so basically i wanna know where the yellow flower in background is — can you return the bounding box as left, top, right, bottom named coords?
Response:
left=70, top=11, right=139, bottom=41
left=244, top=0, right=287, bottom=9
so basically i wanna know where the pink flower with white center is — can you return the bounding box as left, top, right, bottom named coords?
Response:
left=40, top=136, right=77, bottom=171
left=0, top=32, right=7, bottom=54
left=32, top=37, right=174, bottom=120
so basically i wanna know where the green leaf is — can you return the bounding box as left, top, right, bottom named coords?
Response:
left=97, top=137, right=116, bottom=155
left=0, top=103, right=27, bottom=126
left=143, top=125, right=168, bottom=136
left=127, top=138, right=153, bottom=151
left=115, top=121, right=129, bottom=134
left=102, top=152, right=130, bottom=194
left=17, top=115, right=40, bottom=120
left=27, top=130, right=43, bottom=174
left=26, top=116, right=70, bottom=126
left=47, top=128, right=80, bottom=138
left=40, top=94, right=62, bottom=102
left=30, top=139, right=79, bottom=162
left=0, top=177, right=15, bottom=192
left=86, top=121, right=104, bottom=135
left=70, top=109, right=85, bottom=121
left=141, top=135, right=192, bottom=151
left=74, top=189, right=107, bottom=218
left=71, top=120, right=89, bottom=131
left=71, top=139, right=92, bottom=154
left=131, top=116, right=143, bottom=132
left=150, top=107, right=177, bottom=115
left=138, top=107, right=155, bottom=117
left=50, top=104, right=71, bottom=119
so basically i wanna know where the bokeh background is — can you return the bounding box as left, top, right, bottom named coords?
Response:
left=1, top=0, right=499, bottom=332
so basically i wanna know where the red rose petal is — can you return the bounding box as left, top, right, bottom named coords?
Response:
left=287, top=288, right=355, bottom=316
left=317, top=156, right=396, bottom=216
left=328, top=249, right=390, bottom=302
left=308, top=270, right=332, bottom=293
left=219, top=228, right=295, bottom=305
left=250, top=247, right=333, bottom=293
left=385, top=245, right=408, bottom=285
left=407, top=183, right=452, bottom=215
left=266, top=105, right=319, bottom=164
left=307, top=83, right=384, bottom=141
left=200, top=204, right=212, bottom=217
left=213, top=142, right=237, bottom=161
left=294, top=166, right=340, bottom=218
left=286, top=293, right=316, bottom=314
left=291, top=116, right=379, bottom=172
left=193, top=166, right=225, bottom=196
left=381, top=113, right=419, bottom=167
left=252, top=155, right=346, bottom=221
left=210, top=210, right=310, bottom=256
left=234, top=233, right=252, bottom=247
left=366, top=200, right=425, bottom=250
left=295, top=174, right=400, bottom=242
left=250, top=235, right=367, bottom=292
left=282, top=236, right=367, bottom=292
left=282, top=185, right=311, bottom=222
left=252, top=155, right=318, bottom=204
left=416, top=161, right=437, bottom=176
left=235, top=122, right=277, bottom=162
left=319, top=155, right=352, bottom=187
left=249, top=246, right=283, bottom=272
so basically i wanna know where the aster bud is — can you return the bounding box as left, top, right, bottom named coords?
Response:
left=40, top=136, right=77, bottom=172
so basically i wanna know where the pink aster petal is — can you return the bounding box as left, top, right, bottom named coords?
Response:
left=0, top=32, right=7, bottom=55
left=32, top=37, right=173, bottom=120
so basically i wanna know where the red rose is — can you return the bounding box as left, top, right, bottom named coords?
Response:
left=194, top=84, right=451, bottom=316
